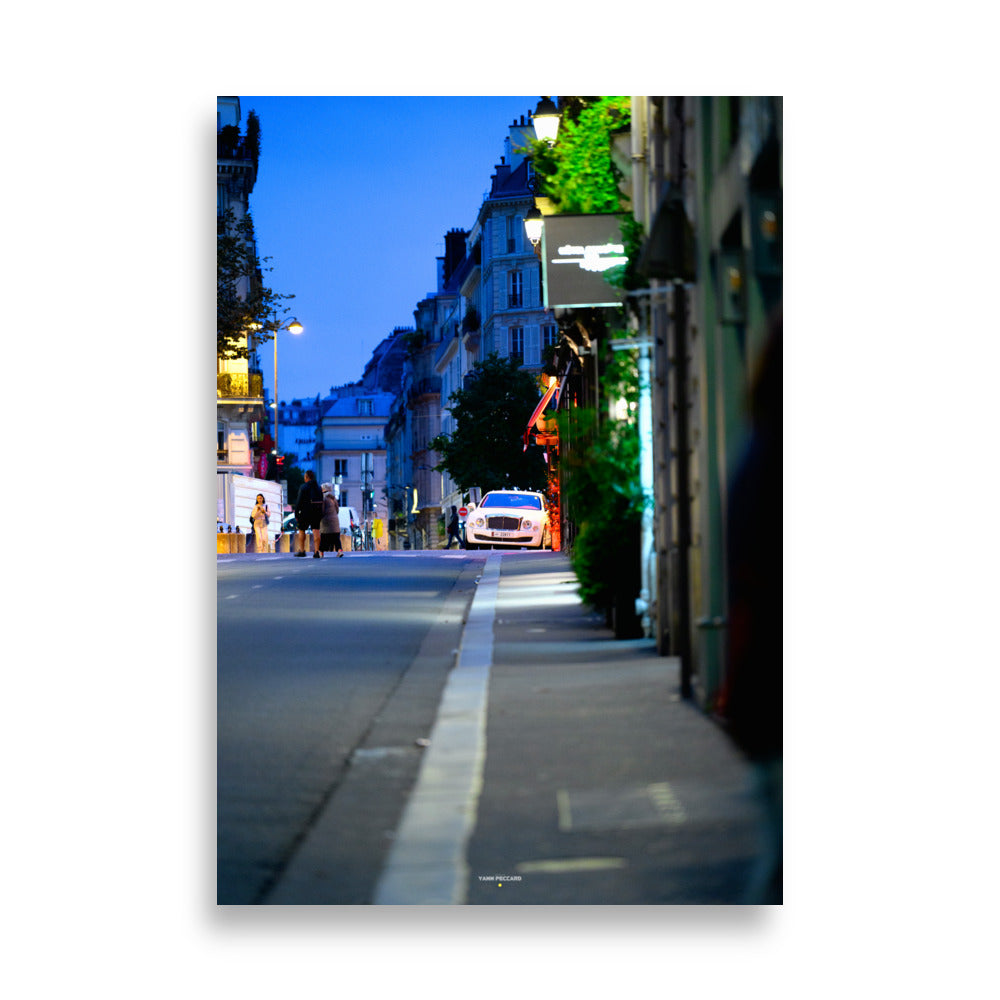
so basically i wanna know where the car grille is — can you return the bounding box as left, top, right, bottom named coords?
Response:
left=486, top=516, right=521, bottom=531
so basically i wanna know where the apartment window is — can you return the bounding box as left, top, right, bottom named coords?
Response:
left=506, top=214, right=519, bottom=253
left=217, top=421, right=226, bottom=457
left=508, top=270, right=523, bottom=308
left=357, top=398, right=373, bottom=415
left=510, top=327, right=524, bottom=365
left=340, top=491, right=349, bottom=507
left=334, top=459, right=348, bottom=478
left=542, top=324, right=558, bottom=351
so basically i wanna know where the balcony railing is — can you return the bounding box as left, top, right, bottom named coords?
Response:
left=217, top=372, right=264, bottom=399
left=408, top=376, right=442, bottom=403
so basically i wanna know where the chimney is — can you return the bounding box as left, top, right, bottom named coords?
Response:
left=443, top=228, right=468, bottom=284
left=491, top=155, right=511, bottom=193
left=507, top=114, right=534, bottom=170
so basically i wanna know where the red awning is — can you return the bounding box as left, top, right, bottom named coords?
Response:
left=523, top=377, right=561, bottom=451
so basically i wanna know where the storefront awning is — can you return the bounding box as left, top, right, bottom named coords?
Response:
left=523, top=376, right=562, bottom=452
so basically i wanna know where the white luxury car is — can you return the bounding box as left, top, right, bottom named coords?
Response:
left=465, top=489, right=551, bottom=550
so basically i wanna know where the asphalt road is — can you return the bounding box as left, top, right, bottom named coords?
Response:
left=216, top=551, right=481, bottom=904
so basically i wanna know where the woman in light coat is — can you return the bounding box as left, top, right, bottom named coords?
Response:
left=319, top=483, right=343, bottom=557
left=251, top=493, right=270, bottom=553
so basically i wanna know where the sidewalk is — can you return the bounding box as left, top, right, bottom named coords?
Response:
left=463, top=551, right=763, bottom=905
left=373, top=550, right=767, bottom=905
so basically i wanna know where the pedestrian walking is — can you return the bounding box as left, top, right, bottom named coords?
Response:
left=445, top=505, right=464, bottom=549
left=294, top=470, right=323, bottom=557
left=319, top=483, right=344, bottom=558
left=250, top=493, right=270, bottom=553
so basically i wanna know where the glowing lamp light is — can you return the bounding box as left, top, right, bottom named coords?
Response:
left=524, top=207, right=544, bottom=247
left=287, top=319, right=303, bottom=335
left=532, top=96, right=561, bottom=145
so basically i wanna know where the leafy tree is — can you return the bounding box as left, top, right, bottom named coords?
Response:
left=217, top=208, right=295, bottom=360
left=280, top=459, right=304, bottom=503
left=430, top=354, right=549, bottom=495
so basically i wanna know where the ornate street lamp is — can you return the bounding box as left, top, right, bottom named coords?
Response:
left=525, top=98, right=561, bottom=248
left=524, top=206, right=544, bottom=247
left=532, top=96, right=561, bottom=145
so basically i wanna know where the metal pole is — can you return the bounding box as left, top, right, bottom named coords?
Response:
left=273, top=327, right=279, bottom=470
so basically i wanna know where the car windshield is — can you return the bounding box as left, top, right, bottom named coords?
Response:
left=481, top=493, right=542, bottom=510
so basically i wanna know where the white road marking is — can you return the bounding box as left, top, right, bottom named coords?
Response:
left=516, top=858, right=627, bottom=874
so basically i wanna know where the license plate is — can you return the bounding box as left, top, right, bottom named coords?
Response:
left=491, top=530, right=516, bottom=538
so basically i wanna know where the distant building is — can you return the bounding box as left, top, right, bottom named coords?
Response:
left=312, top=329, right=407, bottom=540
left=315, top=389, right=394, bottom=536
left=359, top=328, right=406, bottom=394
left=275, top=395, right=322, bottom=474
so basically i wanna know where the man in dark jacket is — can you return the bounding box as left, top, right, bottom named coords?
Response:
left=294, top=470, right=324, bottom=557
left=445, top=506, right=464, bottom=549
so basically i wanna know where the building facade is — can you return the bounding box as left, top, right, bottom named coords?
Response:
left=315, top=389, right=394, bottom=544
left=275, top=395, right=322, bottom=474
left=476, top=115, right=559, bottom=376
left=629, top=96, right=782, bottom=708
left=216, top=96, right=268, bottom=478
left=313, top=330, right=407, bottom=546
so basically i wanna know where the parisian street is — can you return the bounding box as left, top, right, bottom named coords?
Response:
left=218, top=549, right=760, bottom=905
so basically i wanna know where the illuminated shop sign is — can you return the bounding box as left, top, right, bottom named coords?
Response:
left=542, top=213, right=627, bottom=308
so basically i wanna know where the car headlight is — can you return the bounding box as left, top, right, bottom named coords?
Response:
left=523, top=520, right=534, bottom=529
left=473, top=517, right=484, bottom=527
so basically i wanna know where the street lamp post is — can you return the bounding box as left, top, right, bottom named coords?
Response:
left=525, top=97, right=562, bottom=264
left=269, top=315, right=303, bottom=468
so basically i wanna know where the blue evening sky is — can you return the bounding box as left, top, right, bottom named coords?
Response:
left=239, top=96, right=541, bottom=404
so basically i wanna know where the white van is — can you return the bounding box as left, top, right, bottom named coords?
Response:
left=338, top=505, right=360, bottom=535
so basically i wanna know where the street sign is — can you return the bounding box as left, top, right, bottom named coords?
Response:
left=542, top=213, right=628, bottom=308
left=458, top=507, right=468, bottom=518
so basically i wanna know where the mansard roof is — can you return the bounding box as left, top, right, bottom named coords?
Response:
left=489, top=156, right=531, bottom=199
left=320, top=391, right=395, bottom=419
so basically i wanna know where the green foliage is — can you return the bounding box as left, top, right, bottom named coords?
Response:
left=526, top=97, right=631, bottom=213
left=401, top=328, right=426, bottom=356
left=279, top=460, right=304, bottom=502
left=517, top=96, right=647, bottom=625
left=429, top=354, right=549, bottom=495
left=559, top=345, right=645, bottom=610
left=603, top=213, right=649, bottom=298
left=462, top=305, right=480, bottom=333
left=217, top=208, right=295, bottom=360
left=244, top=110, right=261, bottom=169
